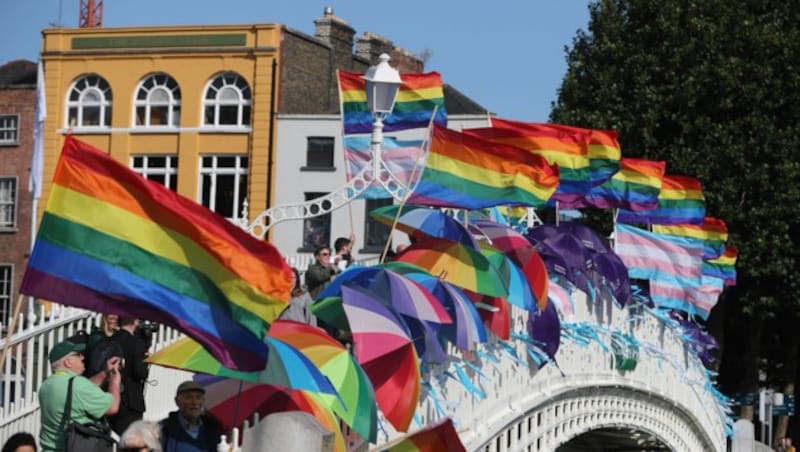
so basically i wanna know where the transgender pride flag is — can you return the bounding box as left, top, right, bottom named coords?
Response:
left=343, top=136, right=424, bottom=199
left=548, top=279, right=574, bottom=320
left=613, top=223, right=703, bottom=286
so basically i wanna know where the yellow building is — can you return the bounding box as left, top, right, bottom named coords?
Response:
left=39, top=24, right=281, bottom=221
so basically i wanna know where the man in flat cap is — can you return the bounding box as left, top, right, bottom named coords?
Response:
left=159, top=380, right=222, bottom=452
left=38, top=338, right=122, bottom=452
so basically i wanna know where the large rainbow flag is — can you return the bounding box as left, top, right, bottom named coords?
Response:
left=703, top=245, right=738, bottom=286
left=20, top=136, right=293, bottom=371
left=338, top=70, right=447, bottom=135
left=564, top=157, right=665, bottom=210
left=407, top=125, right=559, bottom=209
left=617, top=174, right=706, bottom=225
left=465, top=118, right=590, bottom=203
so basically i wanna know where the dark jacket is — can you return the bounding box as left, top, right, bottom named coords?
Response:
left=113, top=329, right=149, bottom=412
left=305, top=261, right=338, bottom=299
left=160, top=411, right=222, bottom=452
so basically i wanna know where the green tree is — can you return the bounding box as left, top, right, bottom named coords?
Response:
left=550, top=0, right=800, bottom=439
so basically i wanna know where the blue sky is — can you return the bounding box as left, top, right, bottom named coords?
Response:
left=0, top=1, right=590, bottom=121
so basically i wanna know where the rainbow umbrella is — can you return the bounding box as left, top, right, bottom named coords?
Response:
left=380, top=261, right=487, bottom=351
left=146, top=336, right=337, bottom=396
left=478, top=242, right=536, bottom=311
left=470, top=220, right=549, bottom=308
left=396, top=238, right=508, bottom=298
left=196, top=375, right=345, bottom=452
left=369, top=204, right=479, bottom=249
left=342, top=285, right=420, bottom=432
left=267, top=320, right=378, bottom=442
left=384, top=417, right=466, bottom=452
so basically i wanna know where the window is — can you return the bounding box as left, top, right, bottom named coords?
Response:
left=364, top=198, right=393, bottom=251
left=301, top=192, right=331, bottom=251
left=134, top=73, right=181, bottom=127
left=0, top=177, right=17, bottom=229
left=203, top=73, right=251, bottom=127
left=0, top=265, right=11, bottom=331
left=0, top=115, right=19, bottom=145
left=66, top=75, right=112, bottom=127
left=199, top=155, right=248, bottom=220
left=304, top=137, right=335, bottom=169
left=131, top=155, right=179, bottom=191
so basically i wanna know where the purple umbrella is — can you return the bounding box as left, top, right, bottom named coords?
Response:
left=527, top=301, right=561, bottom=362
left=590, top=252, right=632, bottom=306
left=536, top=232, right=592, bottom=293
left=556, top=222, right=612, bottom=254
left=525, top=224, right=560, bottom=246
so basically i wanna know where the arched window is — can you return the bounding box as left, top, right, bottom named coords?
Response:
left=66, top=75, right=112, bottom=127
left=203, top=73, right=251, bottom=127
left=134, top=73, right=181, bottom=127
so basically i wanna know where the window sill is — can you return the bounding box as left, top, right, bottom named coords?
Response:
left=60, top=127, right=111, bottom=135
left=0, top=227, right=19, bottom=233
left=300, top=166, right=336, bottom=172
left=198, top=127, right=252, bottom=134
left=0, top=141, right=20, bottom=147
left=129, top=128, right=181, bottom=134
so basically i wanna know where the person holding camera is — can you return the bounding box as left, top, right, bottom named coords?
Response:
left=38, top=338, right=121, bottom=452
left=108, top=318, right=150, bottom=435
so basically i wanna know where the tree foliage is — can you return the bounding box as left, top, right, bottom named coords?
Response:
left=551, top=0, right=800, bottom=317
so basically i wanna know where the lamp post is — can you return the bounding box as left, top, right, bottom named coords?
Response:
left=363, top=53, right=402, bottom=180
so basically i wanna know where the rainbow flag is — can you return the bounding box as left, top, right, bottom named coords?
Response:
left=565, top=157, right=665, bottom=210
left=704, top=246, right=738, bottom=286
left=20, top=136, right=292, bottom=371
left=338, top=70, right=446, bottom=135
left=537, top=123, right=621, bottom=187
left=465, top=118, right=590, bottom=203
left=343, top=136, right=424, bottom=199
left=653, top=217, right=728, bottom=259
left=617, top=174, right=706, bottom=225
left=407, top=125, right=559, bottom=209
left=384, top=418, right=466, bottom=452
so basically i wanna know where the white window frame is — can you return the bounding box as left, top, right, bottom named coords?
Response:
left=0, top=264, right=12, bottom=331
left=202, top=73, right=252, bottom=128
left=198, top=155, right=248, bottom=220
left=134, top=73, right=181, bottom=128
left=0, top=177, right=17, bottom=230
left=0, top=115, right=19, bottom=145
left=130, top=155, right=179, bottom=191
left=66, top=75, right=113, bottom=128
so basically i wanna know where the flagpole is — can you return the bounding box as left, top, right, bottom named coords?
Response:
left=335, top=69, right=357, bottom=243
left=379, top=106, right=438, bottom=263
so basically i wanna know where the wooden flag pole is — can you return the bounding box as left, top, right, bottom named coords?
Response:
left=0, top=294, right=26, bottom=372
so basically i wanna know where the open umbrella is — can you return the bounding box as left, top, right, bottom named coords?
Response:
left=590, top=251, right=632, bottom=306
left=548, top=280, right=575, bottom=320
left=396, top=238, right=508, bottom=298
left=527, top=300, right=561, bottom=362
left=268, top=320, right=378, bottom=442
left=478, top=242, right=536, bottom=311
left=465, top=290, right=511, bottom=340
left=146, top=336, right=337, bottom=395
left=469, top=220, right=549, bottom=309
left=384, top=417, right=467, bottom=452
left=196, top=375, right=345, bottom=452
left=369, top=204, right=479, bottom=249
left=342, top=285, right=420, bottom=432
left=379, top=261, right=487, bottom=351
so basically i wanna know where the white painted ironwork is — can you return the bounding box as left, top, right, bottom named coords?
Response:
left=246, top=163, right=410, bottom=239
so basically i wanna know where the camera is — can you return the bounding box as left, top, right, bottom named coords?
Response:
left=135, top=321, right=158, bottom=350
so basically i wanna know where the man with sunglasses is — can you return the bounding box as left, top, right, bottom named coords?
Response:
left=305, top=245, right=339, bottom=299
left=38, top=338, right=122, bottom=452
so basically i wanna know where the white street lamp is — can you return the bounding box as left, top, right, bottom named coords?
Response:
left=363, top=53, right=402, bottom=178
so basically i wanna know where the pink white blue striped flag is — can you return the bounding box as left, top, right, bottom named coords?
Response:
left=343, top=136, right=424, bottom=199
left=614, top=223, right=703, bottom=286
left=650, top=274, right=724, bottom=320
left=548, top=279, right=574, bottom=319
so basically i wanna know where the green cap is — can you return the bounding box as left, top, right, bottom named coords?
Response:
left=48, top=340, right=86, bottom=362
left=176, top=380, right=205, bottom=395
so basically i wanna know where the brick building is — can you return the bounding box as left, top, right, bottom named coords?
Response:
left=0, top=60, right=37, bottom=328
